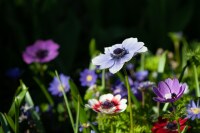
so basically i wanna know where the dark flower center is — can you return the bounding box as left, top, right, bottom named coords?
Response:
left=171, top=93, right=177, bottom=99
left=36, top=49, right=49, bottom=59
left=111, top=48, right=127, bottom=58
left=101, top=101, right=114, bottom=109
left=166, top=122, right=177, bottom=130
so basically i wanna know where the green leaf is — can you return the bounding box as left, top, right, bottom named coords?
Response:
left=14, top=98, right=19, bottom=133
left=0, top=113, right=11, bottom=133
left=8, top=81, right=28, bottom=117
left=158, top=51, right=167, bottom=73
left=4, top=114, right=15, bottom=132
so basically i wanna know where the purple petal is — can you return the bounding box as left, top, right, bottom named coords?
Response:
left=158, top=81, right=171, bottom=95
left=153, top=97, right=166, bottom=103
left=152, top=87, right=164, bottom=98
left=171, top=78, right=180, bottom=94
left=191, top=100, right=197, bottom=108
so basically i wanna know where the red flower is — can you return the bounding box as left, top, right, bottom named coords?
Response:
left=152, top=117, right=190, bottom=133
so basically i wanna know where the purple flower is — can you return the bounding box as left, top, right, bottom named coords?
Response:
left=22, top=40, right=59, bottom=64
left=187, top=100, right=200, bottom=120
left=153, top=78, right=186, bottom=103
left=48, top=74, right=70, bottom=96
left=80, top=69, right=97, bottom=87
left=92, top=38, right=147, bottom=74
left=111, top=80, right=128, bottom=98
left=138, top=81, right=154, bottom=90
left=135, top=70, right=148, bottom=81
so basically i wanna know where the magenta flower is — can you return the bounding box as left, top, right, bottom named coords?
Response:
left=22, top=40, right=59, bottom=64
left=79, top=69, right=97, bottom=87
left=153, top=78, right=186, bottom=103
left=92, top=37, right=147, bottom=74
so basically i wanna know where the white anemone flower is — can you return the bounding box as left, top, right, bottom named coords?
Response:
left=92, top=37, right=147, bottom=74
left=85, top=93, right=127, bottom=114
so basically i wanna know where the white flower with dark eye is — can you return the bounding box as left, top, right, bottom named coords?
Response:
left=92, top=37, right=147, bottom=74
left=85, top=93, right=127, bottom=114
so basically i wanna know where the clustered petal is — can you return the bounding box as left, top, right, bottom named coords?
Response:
left=79, top=69, right=98, bottom=87
left=22, top=40, right=59, bottom=64
left=48, top=74, right=70, bottom=96
left=187, top=100, right=200, bottom=120
left=153, top=78, right=186, bottom=103
left=92, top=37, right=147, bottom=74
left=86, top=93, right=127, bottom=114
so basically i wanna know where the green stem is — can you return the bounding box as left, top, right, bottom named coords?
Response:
left=174, top=41, right=180, bottom=65
left=176, top=118, right=181, bottom=133
left=142, top=90, right=145, bottom=108
left=100, top=69, right=105, bottom=91
left=123, top=68, right=134, bottom=133
left=171, top=103, right=181, bottom=133
left=75, top=96, right=80, bottom=133
left=193, top=63, right=200, bottom=97
left=111, top=124, right=114, bottom=133
left=33, top=77, right=54, bottom=106
left=14, top=98, right=19, bottom=133
left=55, top=71, right=75, bottom=132
left=140, top=54, right=145, bottom=70
left=178, top=62, right=188, bottom=82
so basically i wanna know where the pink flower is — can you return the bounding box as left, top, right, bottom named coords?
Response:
left=22, top=40, right=59, bottom=64
left=86, top=93, right=127, bottom=114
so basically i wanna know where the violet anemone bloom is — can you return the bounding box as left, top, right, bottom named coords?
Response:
left=153, top=78, right=186, bottom=103
left=85, top=93, right=127, bottom=114
left=92, top=37, right=147, bottom=74
left=48, top=74, right=70, bottom=96
left=187, top=100, right=200, bottom=120
left=134, top=70, right=148, bottom=81
left=22, top=40, right=59, bottom=64
left=79, top=69, right=97, bottom=87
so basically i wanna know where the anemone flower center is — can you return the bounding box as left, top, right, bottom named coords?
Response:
left=164, top=93, right=177, bottom=99
left=58, top=84, right=65, bottom=92
left=101, top=100, right=115, bottom=109
left=191, top=108, right=200, bottom=114
left=166, top=122, right=177, bottom=130
left=86, top=75, right=93, bottom=82
left=111, top=48, right=127, bottom=58
left=36, top=49, right=49, bottom=59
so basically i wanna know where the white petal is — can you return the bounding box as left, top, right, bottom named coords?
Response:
left=99, top=59, right=114, bottom=69
left=109, top=60, right=124, bottom=74
left=88, top=99, right=99, bottom=106
left=117, top=104, right=127, bottom=112
left=104, top=47, right=111, bottom=54
left=122, top=38, right=138, bottom=46
left=109, top=44, right=123, bottom=52
left=92, top=54, right=112, bottom=65
left=135, top=46, right=148, bottom=53
left=99, top=93, right=113, bottom=102
left=113, top=95, right=121, bottom=102
left=119, top=99, right=127, bottom=104
left=120, top=53, right=133, bottom=63
left=122, top=39, right=143, bottom=50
